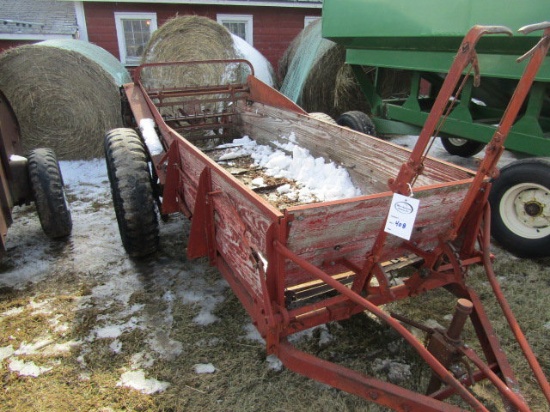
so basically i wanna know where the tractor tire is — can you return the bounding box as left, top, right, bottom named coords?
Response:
left=309, top=112, right=337, bottom=125
left=28, top=148, right=72, bottom=239
left=440, top=137, right=485, bottom=158
left=336, top=111, right=376, bottom=136
left=489, top=158, right=550, bottom=258
left=104, top=128, right=159, bottom=258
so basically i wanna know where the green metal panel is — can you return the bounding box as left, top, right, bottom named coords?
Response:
left=323, top=0, right=550, bottom=79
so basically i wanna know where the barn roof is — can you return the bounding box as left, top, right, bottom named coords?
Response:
left=0, top=0, right=77, bottom=38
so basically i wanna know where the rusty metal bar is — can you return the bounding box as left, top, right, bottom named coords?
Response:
left=273, top=239, right=489, bottom=410
left=481, top=203, right=550, bottom=404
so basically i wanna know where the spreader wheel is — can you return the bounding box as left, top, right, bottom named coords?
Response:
left=440, top=137, right=485, bottom=158
left=489, top=158, right=550, bottom=258
left=104, top=128, right=159, bottom=258
left=28, top=148, right=72, bottom=239
left=336, top=111, right=377, bottom=136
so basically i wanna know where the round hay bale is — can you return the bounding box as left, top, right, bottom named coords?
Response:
left=39, top=39, right=131, bottom=86
left=140, top=15, right=275, bottom=87
left=140, top=15, right=239, bottom=90
left=279, top=19, right=410, bottom=120
left=0, top=42, right=124, bottom=160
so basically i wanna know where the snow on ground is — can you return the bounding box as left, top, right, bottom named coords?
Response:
left=0, top=152, right=344, bottom=396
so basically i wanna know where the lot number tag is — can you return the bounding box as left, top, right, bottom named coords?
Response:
left=384, top=193, right=419, bottom=240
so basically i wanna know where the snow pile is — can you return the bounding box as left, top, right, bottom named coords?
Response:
left=194, top=363, right=217, bottom=374
left=139, top=118, right=164, bottom=156
left=117, top=370, right=170, bottom=395
left=9, top=358, right=52, bottom=377
left=231, top=34, right=275, bottom=87
left=219, top=134, right=362, bottom=203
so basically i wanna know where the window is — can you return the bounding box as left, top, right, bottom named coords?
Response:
left=217, top=14, right=253, bottom=45
left=115, top=12, right=157, bottom=65
left=304, top=16, right=321, bottom=27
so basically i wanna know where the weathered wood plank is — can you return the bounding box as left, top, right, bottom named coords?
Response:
left=236, top=101, right=475, bottom=196
left=283, top=183, right=471, bottom=286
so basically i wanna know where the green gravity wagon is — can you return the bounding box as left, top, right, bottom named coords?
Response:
left=323, top=0, right=550, bottom=257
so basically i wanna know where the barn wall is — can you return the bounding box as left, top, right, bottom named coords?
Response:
left=0, top=40, right=36, bottom=53
left=82, top=2, right=320, bottom=76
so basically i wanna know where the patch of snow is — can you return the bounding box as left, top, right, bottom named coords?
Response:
left=15, top=339, right=54, bottom=355
left=241, top=323, right=265, bottom=344
left=372, top=358, right=411, bottom=384
left=139, top=118, right=164, bottom=156
left=193, top=363, right=216, bottom=374
left=266, top=354, right=283, bottom=372
left=130, top=352, right=155, bottom=370
left=117, top=370, right=170, bottom=394
left=9, top=358, right=52, bottom=377
left=110, top=340, right=122, bottom=354
left=2, top=307, right=24, bottom=317
left=93, top=317, right=142, bottom=339
left=0, top=345, right=15, bottom=362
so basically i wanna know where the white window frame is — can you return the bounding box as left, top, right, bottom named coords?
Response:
left=114, top=12, right=157, bottom=66
left=216, top=14, right=253, bottom=45
left=304, top=16, right=320, bottom=27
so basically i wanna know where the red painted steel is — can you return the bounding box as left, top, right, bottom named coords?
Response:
left=119, top=24, right=550, bottom=411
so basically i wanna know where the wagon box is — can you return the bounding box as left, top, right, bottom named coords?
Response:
left=105, top=26, right=550, bottom=411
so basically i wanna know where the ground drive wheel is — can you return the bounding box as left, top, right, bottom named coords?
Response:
left=440, top=137, right=485, bottom=158
left=489, top=158, right=550, bottom=258
left=336, top=111, right=376, bottom=136
left=28, top=148, right=72, bottom=239
left=104, top=128, right=159, bottom=257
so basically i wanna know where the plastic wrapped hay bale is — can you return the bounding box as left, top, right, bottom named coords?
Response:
left=279, top=19, right=408, bottom=119
left=0, top=40, right=128, bottom=159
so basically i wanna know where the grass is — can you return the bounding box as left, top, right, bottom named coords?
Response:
left=0, top=213, right=549, bottom=412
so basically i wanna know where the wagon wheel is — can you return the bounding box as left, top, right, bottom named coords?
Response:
left=440, top=137, right=485, bottom=158
left=336, top=111, right=377, bottom=136
left=104, top=128, right=159, bottom=258
left=309, top=112, right=337, bottom=125
left=489, top=158, right=550, bottom=258
left=28, top=148, right=72, bottom=239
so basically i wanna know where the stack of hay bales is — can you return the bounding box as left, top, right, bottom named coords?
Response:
left=139, top=15, right=275, bottom=90
left=279, top=19, right=409, bottom=120
left=0, top=39, right=129, bottom=160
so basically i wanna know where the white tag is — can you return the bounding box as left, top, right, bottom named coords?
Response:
left=384, top=193, right=420, bottom=240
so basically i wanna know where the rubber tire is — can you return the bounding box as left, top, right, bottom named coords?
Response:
left=104, top=128, right=159, bottom=258
left=309, top=112, right=337, bottom=125
left=440, top=137, right=485, bottom=158
left=336, top=111, right=376, bottom=136
left=28, top=148, right=72, bottom=239
left=489, top=158, right=550, bottom=258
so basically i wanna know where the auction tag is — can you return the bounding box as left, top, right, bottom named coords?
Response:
left=384, top=193, right=420, bottom=240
